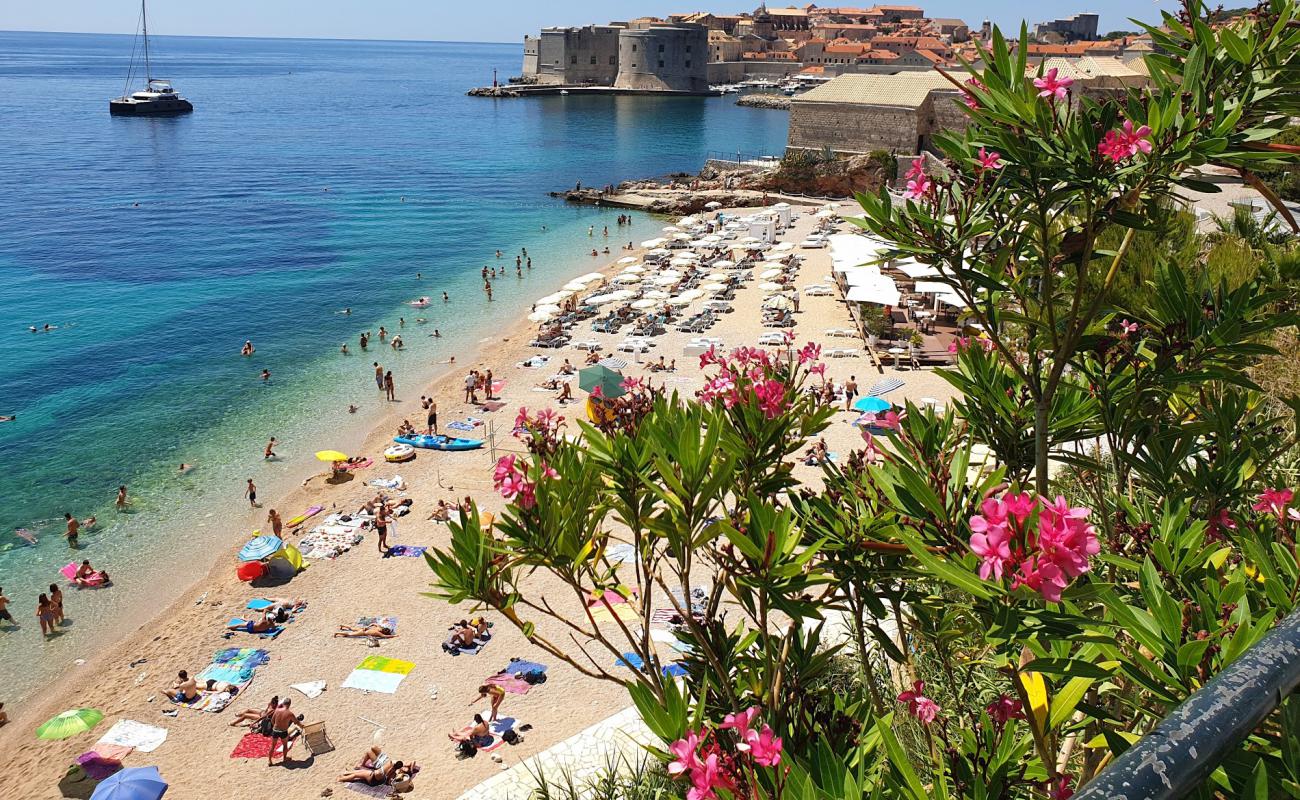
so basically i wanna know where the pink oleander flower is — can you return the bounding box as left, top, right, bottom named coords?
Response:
left=752, top=378, right=789, bottom=419
left=747, top=726, right=783, bottom=767
left=962, top=77, right=985, bottom=109
left=898, top=681, right=940, bottom=724
left=590, top=384, right=603, bottom=399
left=687, top=753, right=734, bottom=800
left=976, top=147, right=1003, bottom=171
left=1253, top=488, right=1295, bottom=518
left=720, top=706, right=759, bottom=741
left=514, top=407, right=530, bottom=430
left=535, top=407, right=560, bottom=430
left=1118, top=319, right=1139, bottom=338
left=970, top=502, right=1013, bottom=580
left=903, top=173, right=932, bottom=201
left=1049, top=775, right=1075, bottom=800
left=493, top=454, right=518, bottom=485
left=538, top=461, right=559, bottom=481
left=667, top=731, right=703, bottom=777
left=1004, top=492, right=1036, bottom=524
left=905, top=156, right=925, bottom=180
left=620, top=375, right=643, bottom=392
left=797, top=341, right=822, bottom=365
left=986, top=694, right=1025, bottom=725
left=948, top=335, right=969, bottom=354
left=810, top=362, right=827, bottom=379
left=1033, top=67, right=1072, bottom=101
left=1207, top=508, right=1236, bottom=538
left=700, top=346, right=721, bottom=368
left=1012, top=554, right=1069, bottom=603
left=782, top=329, right=797, bottom=345
left=1098, top=119, right=1153, bottom=163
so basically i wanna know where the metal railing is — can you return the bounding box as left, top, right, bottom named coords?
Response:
left=1075, top=608, right=1300, bottom=799
left=704, top=150, right=783, bottom=166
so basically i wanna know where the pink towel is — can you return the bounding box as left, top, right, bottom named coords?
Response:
left=484, top=674, right=532, bottom=695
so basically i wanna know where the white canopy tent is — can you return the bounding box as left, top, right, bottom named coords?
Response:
left=846, top=280, right=902, bottom=307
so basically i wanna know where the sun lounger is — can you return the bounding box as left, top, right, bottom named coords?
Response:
left=299, top=721, right=335, bottom=755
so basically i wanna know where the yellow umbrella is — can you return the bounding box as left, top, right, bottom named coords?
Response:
left=315, top=450, right=348, bottom=462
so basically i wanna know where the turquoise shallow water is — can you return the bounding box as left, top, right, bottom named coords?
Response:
left=0, top=31, right=789, bottom=706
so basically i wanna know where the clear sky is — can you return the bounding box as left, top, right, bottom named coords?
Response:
left=3, top=0, right=1182, bottom=43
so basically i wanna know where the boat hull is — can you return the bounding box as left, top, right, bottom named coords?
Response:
left=393, top=435, right=484, bottom=452
left=109, top=98, right=194, bottom=116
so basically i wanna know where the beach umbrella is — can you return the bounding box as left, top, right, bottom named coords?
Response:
left=577, top=272, right=606, bottom=284
left=853, top=396, right=892, bottom=413
left=91, top=766, right=168, bottom=800
left=535, top=292, right=570, bottom=305
left=705, top=201, right=723, bottom=209
left=704, top=272, right=728, bottom=282
left=631, top=299, right=659, bottom=310
left=678, top=289, right=705, bottom=302
left=764, top=295, right=793, bottom=310
left=37, top=709, right=104, bottom=740
left=647, top=248, right=672, bottom=257
left=314, top=450, right=348, bottom=463
left=579, top=365, right=626, bottom=398
left=759, top=268, right=782, bottom=280
left=757, top=281, right=783, bottom=293
left=666, top=295, right=694, bottom=306
left=661, top=226, right=680, bottom=233
left=597, top=357, right=630, bottom=370
left=617, top=256, right=638, bottom=265
left=651, top=275, right=679, bottom=287
left=585, top=293, right=617, bottom=306
left=701, top=282, right=726, bottom=294
left=239, top=535, right=283, bottom=562
left=643, top=290, right=669, bottom=300
left=612, top=274, right=641, bottom=284
left=607, top=290, right=635, bottom=302
left=711, top=260, right=735, bottom=269
left=562, top=281, right=588, bottom=292
left=621, top=264, right=645, bottom=273
left=527, top=310, right=556, bottom=323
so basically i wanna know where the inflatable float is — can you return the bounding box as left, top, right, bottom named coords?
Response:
left=409, top=297, right=432, bottom=308
left=60, top=562, right=110, bottom=587
left=286, top=505, right=324, bottom=528
left=393, top=434, right=484, bottom=451
left=384, top=443, right=417, bottom=463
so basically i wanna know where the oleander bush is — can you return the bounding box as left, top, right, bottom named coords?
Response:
left=429, top=2, right=1300, bottom=797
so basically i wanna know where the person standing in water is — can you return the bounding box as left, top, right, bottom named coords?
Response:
left=115, top=486, right=128, bottom=511
left=264, top=437, right=277, bottom=460
left=64, top=513, right=79, bottom=547
left=373, top=362, right=384, bottom=393
left=384, top=371, right=396, bottom=402
left=48, top=584, right=64, bottom=625
left=245, top=479, right=258, bottom=508
left=268, top=509, right=283, bottom=537
left=260, top=369, right=271, bottom=383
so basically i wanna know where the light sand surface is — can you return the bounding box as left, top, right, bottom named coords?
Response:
left=0, top=206, right=957, bottom=800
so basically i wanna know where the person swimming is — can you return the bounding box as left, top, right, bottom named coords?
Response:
left=241, top=340, right=255, bottom=356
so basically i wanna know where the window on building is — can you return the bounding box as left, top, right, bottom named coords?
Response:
left=658, top=44, right=664, bottom=52
left=570, top=55, right=577, bottom=64
left=686, top=44, right=692, bottom=52
left=685, top=59, right=691, bottom=67
left=658, top=59, right=665, bottom=67
left=609, top=55, right=616, bottom=65
left=590, top=56, right=597, bottom=64
left=631, top=44, right=637, bottom=52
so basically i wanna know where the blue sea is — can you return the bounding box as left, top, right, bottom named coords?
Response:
left=0, top=30, right=788, bottom=706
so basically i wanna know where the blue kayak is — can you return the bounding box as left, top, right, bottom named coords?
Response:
left=394, top=434, right=484, bottom=451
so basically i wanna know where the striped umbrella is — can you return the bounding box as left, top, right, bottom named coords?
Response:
left=866, top=378, right=905, bottom=397
left=238, top=535, right=283, bottom=562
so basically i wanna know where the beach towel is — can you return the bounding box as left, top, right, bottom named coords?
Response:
left=299, top=525, right=365, bottom=559
left=344, top=782, right=396, bottom=799
left=649, top=608, right=681, bottom=625
left=358, top=615, right=398, bottom=632
left=617, top=652, right=688, bottom=677
left=590, top=604, right=639, bottom=623
left=478, top=401, right=506, bottom=412
left=212, top=647, right=271, bottom=668
left=443, top=640, right=485, bottom=656
left=342, top=458, right=374, bottom=471
left=368, top=476, right=405, bottom=490
left=446, top=421, right=475, bottom=432
left=483, top=674, right=533, bottom=695
left=382, top=545, right=426, bottom=558
left=605, top=543, right=638, bottom=564
left=229, top=732, right=276, bottom=759
left=501, top=659, right=548, bottom=676
left=342, top=655, right=415, bottom=694
left=88, top=744, right=132, bottom=762
left=76, top=752, right=123, bottom=781
left=225, top=618, right=284, bottom=639
left=291, top=680, right=326, bottom=699
left=96, top=720, right=168, bottom=753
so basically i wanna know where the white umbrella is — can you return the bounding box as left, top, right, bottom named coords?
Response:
left=666, top=295, right=695, bottom=306
left=563, top=281, right=587, bottom=292
left=711, top=260, right=736, bottom=269
left=528, top=311, right=555, bottom=323
left=644, top=290, right=670, bottom=300
left=679, top=289, right=705, bottom=301
left=705, top=201, right=723, bottom=209
left=701, top=282, right=726, bottom=294
left=631, top=298, right=659, bottom=310
left=535, top=292, right=568, bottom=305
left=612, top=273, right=642, bottom=284
left=759, top=268, right=783, bottom=280
left=577, top=272, right=605, bottom=284
left=586, top=293, right=617, bottom=306
left=679, top=216, right=700, bottom=226
left=704, top=272, right=728, bottom=282
left=651, top=275, right=680, bottom=287
left=662, top=226, right=680, bottom=233
left=617, top=256, right=638, bottom=265
left=671, top=232, right=692, bottom=241
left=758, top=281, right=783, bottom=293
left=641, top=238, right=667, bottom=248
left=764, top=295, right=793, bottom=310
left=621, top=264, right=645, bottom=273
left=647, top=248, right=672, bottom=258
left=658, top=269, right=682, bottom=279
left=608, top=290, right=636, bottom=302
left=773, top=241, right=795, bottom=251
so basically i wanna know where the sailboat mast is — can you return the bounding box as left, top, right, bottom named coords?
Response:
left=141, top=0, right=152, bottom=82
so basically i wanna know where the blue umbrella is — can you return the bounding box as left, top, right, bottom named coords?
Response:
left=852, top=396, right=892, bottom=413
left=238, top=535, right=283, bottom=562
left=91, top=766, right=168, bottom=800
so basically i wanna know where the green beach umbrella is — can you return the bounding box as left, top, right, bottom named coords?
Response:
left=578, top=365, right=626, bottom=399
left=37, top=708, right=104, bottom=740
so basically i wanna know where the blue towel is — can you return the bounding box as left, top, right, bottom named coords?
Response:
left=447, top=420, right=475, bottom=432
left=617, top=652, right=687, bottom=677
left=662, top=663, right=688, bottom=677
left=246, top=599, right=274, bottom=611
left=502, top=659, right=548, bottom=675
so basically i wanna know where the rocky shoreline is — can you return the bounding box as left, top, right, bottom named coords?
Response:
left=736, top=93, right=791, bottom=110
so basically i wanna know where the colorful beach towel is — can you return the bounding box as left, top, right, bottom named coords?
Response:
left=590, top=604, right=639, bottom=623
left=76, top=752, right=123, bottom=781
left=446, top=420, right=476, bottom=433
left=382, top=545, right=426, bottom=558
left=285, top=505, right=325, bottom=528
left=342, top=655, right=415, bottom=694
left=358, top=615, right=398, bottom=632
left=484, top=674, right=532, bottom=695
left=96, top=720, right=168, bottom=753
left=300, top=525, right=365, bottom=560
left=617, top=652, right=688, bottom=677
left=229, top=732, right=276, bottom=759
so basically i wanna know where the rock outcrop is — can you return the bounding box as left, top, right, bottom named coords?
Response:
left=735, top=94, right=791, bottom=110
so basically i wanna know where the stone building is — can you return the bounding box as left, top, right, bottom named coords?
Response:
left=614, top=22, right=711, bottom=92
left=786, top=71, right=966, bottom=156
left=1033, top=12, right=1100, bottom=42
left=529, top=25, right=623, bottom=86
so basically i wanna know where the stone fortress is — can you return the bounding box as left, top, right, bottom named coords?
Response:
left=523, top=21, right=711, bottom=93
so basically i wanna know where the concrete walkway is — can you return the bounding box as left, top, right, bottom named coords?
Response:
left=455, top=706, right=661, bottom=800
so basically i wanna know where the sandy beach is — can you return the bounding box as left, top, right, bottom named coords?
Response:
left=0, top=205, right=958, bottom=800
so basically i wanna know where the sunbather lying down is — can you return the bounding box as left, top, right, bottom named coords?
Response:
left=334, top=623, right=397, bottom=639
left=227, top=611, right=275, bottom=633
left=448, top=714, right=493, bottom=747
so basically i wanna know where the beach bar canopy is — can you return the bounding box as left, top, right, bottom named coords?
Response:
left=847, top=281, right=903, bottom=307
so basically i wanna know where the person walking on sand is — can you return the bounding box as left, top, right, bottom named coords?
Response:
left=267, top=699, right=297, bottom=766
left=115, top=485, right=128, bottom=511
left=375, top=502, right=390, bottom=554
left=264, top=437, right=277, bottom=460
left=64, top=513, right=80, bottom=547
left=425, top=400, right=438, bottom=435
left=373, top=362, right=384, bottom=392
left=268, top=509, right=283, bottom=537
left=843, top=375, right=858, bottom=410
left=384, top=370, right=396, bottom=402
left=484, top=369, right=495, bottom=400
left=245, top=479, right=258, bottom=508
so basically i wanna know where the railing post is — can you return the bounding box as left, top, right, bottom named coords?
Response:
left=1075, top=609, right=1300, bottom=800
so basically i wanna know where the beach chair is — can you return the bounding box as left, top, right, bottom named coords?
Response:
left=299, top=721, right=335, bottom=755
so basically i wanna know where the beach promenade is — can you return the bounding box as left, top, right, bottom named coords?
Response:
left=0, top=205, right=958, bottom=799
